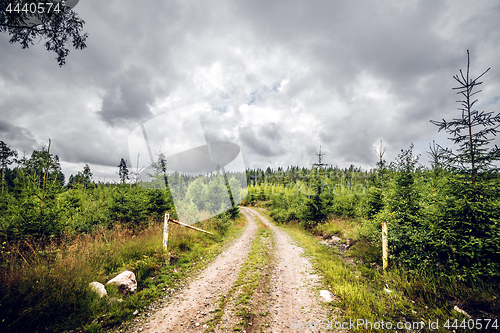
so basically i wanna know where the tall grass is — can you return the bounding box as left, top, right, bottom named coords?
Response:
left=0, top=214, right=246, bottom=332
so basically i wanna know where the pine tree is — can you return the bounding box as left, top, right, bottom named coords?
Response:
left=430, top=50, right=500, bottom=184
left=118, top=158, right=129, bottom=186
left=0, top=140, right=18, bottom=193
left=82, top=164, right=93, bottom=188
left=430, top=51, right=500, bottom=279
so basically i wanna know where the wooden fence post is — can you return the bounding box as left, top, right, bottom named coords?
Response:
left=163, top=212, right=169, bottom=252
left=382, top=221, right=388, bottom=270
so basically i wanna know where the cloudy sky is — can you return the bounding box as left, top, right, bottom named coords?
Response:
left=1, top=0, right=499, bottom=182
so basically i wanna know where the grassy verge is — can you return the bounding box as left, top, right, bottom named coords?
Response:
left=0, top=213, right=246, bottom=333
left=254, top=207, right=499, bottom=333
left=207, top=220, right=274, bottom=332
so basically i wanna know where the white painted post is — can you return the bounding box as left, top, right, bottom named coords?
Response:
left=163, top=212, right=169, bottom=252
left=382, top=221, right=388, bottom=270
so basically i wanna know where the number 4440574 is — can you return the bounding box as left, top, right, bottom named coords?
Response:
left=5, top=2, right=61, bottom=14
left=444, top=318, right=498, bottom=330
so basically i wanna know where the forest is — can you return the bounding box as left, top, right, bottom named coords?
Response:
left=1, top=53, right=500, bottom=331
left=244, top=143, right=500, bottom=281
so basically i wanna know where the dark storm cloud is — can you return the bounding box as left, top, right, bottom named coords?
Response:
left=239, top=123, right=286, bottom=158
left=237, top=0, right=454, bottom=106
left=1, top=0, right=499, bottom=179
left=54, top=134, right=128, bottom=168
left=97, top=66, right=156, bottom=127
left=0, top=120, right=38, bottom=153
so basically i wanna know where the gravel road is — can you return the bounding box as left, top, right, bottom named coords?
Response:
left=136, top=207, right=335, bottom=333
left=246, top=208, right=328, bottom=332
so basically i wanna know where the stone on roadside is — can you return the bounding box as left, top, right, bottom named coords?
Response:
left=89, top=281, right=107, bottom=298
left=319, top=290, right=336, bottom=302
left=106, top=270, right=137, bottom=295
left=453, top=305, right=471, bottom=318
left=330, top=236, right=341, bottom=243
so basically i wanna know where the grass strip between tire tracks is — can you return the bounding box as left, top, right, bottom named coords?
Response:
left=207, top=217, right=274, bottom=332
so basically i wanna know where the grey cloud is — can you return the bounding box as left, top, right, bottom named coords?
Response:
left=1, top=0, right=499, bottom=180
left=54, top=135, right=128, bottom=168
left=239, top=123, right=286, bottom=158
left=0, top=120, right=39, bottom=153
left=97, top=66, right=156, bottom=127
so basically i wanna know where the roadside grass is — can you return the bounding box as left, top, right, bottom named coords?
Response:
left=313, top=217, right=363, bottom=240
left=0, top=213, right=246, bottom=333
left=255, top=207, right=499, bottom=332
left=207, top=219, right=274, bottom=332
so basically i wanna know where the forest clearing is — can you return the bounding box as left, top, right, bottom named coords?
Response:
left=1, top=51, right=499, bottom=333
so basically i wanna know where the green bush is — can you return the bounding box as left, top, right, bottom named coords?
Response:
left=365, top=186, right=383, bottom=218
left=430, top=175, right=500, bottom=279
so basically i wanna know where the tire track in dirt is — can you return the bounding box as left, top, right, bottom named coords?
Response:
left=213, top=209, right=274, bottom=332
left=142, top=214, right=258, bottom=333
left=243, top=207, right=334, bottom=333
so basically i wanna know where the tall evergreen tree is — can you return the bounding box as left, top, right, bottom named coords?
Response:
left=430, top=51, right=500, bottom=278
left=82, top=164, right=93, bottom=188
left=0, top=140, right=17, bottom=193
left=117, top=158, right=129, bottom=186
left=430, top=50, right=500, bottom=184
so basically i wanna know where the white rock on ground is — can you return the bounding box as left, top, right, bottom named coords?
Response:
left=89, top=282, right=107, bottom=298
left=319, top=290, right=336, bottom=302
left=453, top=305, right=471, bottom=318
left=106, top=270, right=137, bottom=295
left=330, top=236, right=342, bottom=243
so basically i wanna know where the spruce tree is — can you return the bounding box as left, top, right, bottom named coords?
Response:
left=430, top=50, right=500, bottom=183
left=118, top=158, right=129, bottom=185
left=430, top=51, right=500, bottom=279
left=0, top=140, right=18, bottom=193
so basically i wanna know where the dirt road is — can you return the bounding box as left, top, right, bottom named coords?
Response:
left=137, top=207, right=333, bottom=332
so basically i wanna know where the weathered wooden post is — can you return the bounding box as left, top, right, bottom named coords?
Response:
left=163, top=212, right=169, bottom=252
left=382, top=221, right=388, bottom=270
left=162, top=212, right=213, bottom=254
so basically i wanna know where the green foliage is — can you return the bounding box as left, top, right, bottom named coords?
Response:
left=212, top=211, right=233, bottom=235
left=431, top=175, right=500, bottom=279
left=185, top=176, right=208, bottom=211
left=373, top=144, right=439, bottom=271
left=67, top=164, right=95, bottom=189
left=329, top=193, right=358, bottom=219
left=110, top=186, right=141, bottom=226
left=117, top=158, right=129, bottom=185
left=228, top=176, right=246, bottom=205
left=274, top=207, right=500, bottom=329
left=425, top=52, right=500, bottom=280
left=245, top=137, right=500, bottom=281
left=0, top=140, right=18, bottom=193
left=1, top=142, right=66, bottom=239
left=176, top=199, right=201, bottom=225
left=302, top=193, right=328, bottom=229
left=146, top=188, right=176, bottom=221
left=206, top=172, right=232, bottom=214
left=109, top=185, right=177, bottom=230
left=365, top=187, right=383, bottom=218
